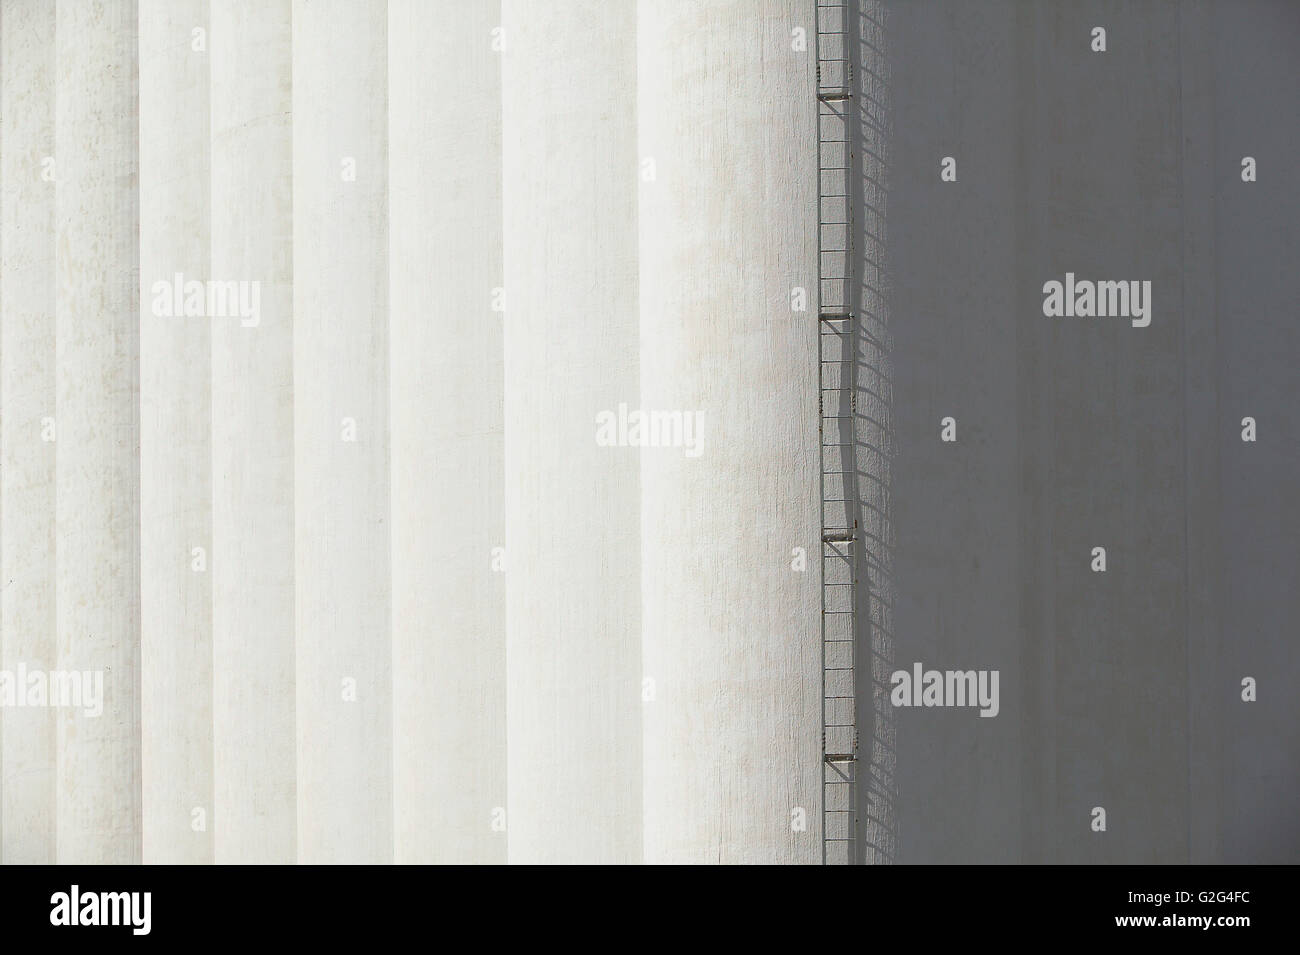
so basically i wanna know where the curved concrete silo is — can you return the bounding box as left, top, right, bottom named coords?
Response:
left=292, top=0, right=392, bottom=863
left=389, top=0, right=507, bottom=864
left=53, top=0, right=143, bottom=864
left=636, top=0, right=824, bottom=863
left=139, top=0, right=213, bottom=865
left=0, top=0, right=57, bottom=864
left=209, top=0, right=297, bottom=863
left=501, top=0, right=642, bottom=864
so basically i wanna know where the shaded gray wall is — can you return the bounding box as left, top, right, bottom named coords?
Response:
left=881, top=0, right=1299, bottom=863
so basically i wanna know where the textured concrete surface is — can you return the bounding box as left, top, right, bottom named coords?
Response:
left=390, top=0, right=507, bottom=864
left=291, top=0, right=392, bottom=863
left=0, top=0, right=57, bottom=864
left=52, top=0, right=142, bottom=864
left=0, top=0, right=1292, bottom=867
left=638, top=0, right=823, bottom=863
left=501, top=0, right=643, bottom=864
left=139, top=0, right=213, bottom=865
left=209, top=0, right=297, bottom=864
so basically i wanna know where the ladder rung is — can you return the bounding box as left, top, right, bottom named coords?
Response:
left=824, top=754, right=857, bottom=762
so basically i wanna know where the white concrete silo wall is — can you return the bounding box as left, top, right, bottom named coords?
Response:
left=389, top=0, right=506, bottom=863
left=53, top=0, right=142, bottom=863
left=0, top=0, right=57, bottom=864
left=209, top=0, right=297, bottom=865
left=501, top=0, right=642, bottom=863
left=637, top=0, right=823, bottom=863
left=139, top=0, right=213, bottom=864
left=292, top=0, right=392, bottom=864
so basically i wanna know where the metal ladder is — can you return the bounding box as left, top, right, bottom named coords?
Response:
left=816, top=0, right=858, bottom=866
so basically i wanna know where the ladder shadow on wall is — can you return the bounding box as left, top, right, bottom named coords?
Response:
left=851, top=0, right=898, bottom=866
